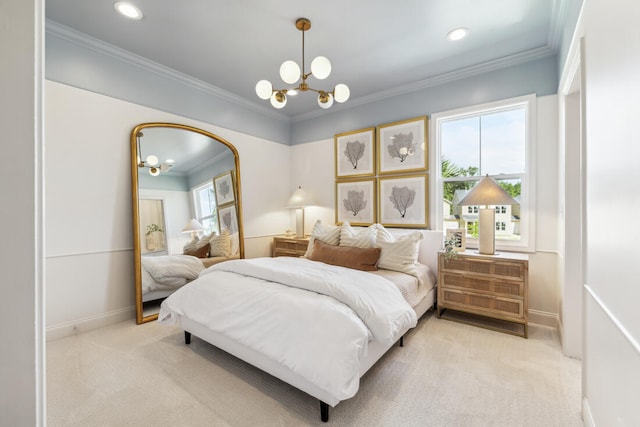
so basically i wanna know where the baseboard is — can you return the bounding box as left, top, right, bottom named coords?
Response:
left=583, top=397, right=595, bottom=427
left=527, top=309, right=558, bottom=328
left=46, top=306, right=136, bottom=341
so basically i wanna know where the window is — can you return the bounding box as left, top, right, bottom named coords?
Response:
left=431, top=94, right=536, bottom=252
left=192, top=181, right=218, bottom=235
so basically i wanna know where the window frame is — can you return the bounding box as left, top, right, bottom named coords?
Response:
left=429, top=94, right=536, bottom=253
left=191, top=180, right=219, bottom=235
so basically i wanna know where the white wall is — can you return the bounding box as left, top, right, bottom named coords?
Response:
left=45, top=81, right=291, bottom=338
left=290, top=96, right=560, bottom=324
left=0, top=1, right=45, bottom=425
left=577, top=0, right=640, bottom=425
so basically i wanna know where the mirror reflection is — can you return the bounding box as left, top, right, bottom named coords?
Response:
left=131, top=123, right=243, bottom=324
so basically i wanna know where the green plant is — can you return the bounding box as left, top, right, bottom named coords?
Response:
left=145, top=223, right=163, bottom=236
left=442, top=234, right=458, bottom=259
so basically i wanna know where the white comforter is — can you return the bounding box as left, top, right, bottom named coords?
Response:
left=141, top=255, right=204, bottom=293
left=158, top=257, right=417, bottom=402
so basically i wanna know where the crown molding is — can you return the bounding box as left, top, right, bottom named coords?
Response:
left=291, top=45, right=556, bottom=123
left=45, top=20, right=289, bottom=123
left=548, top=0, right=569, bottom=50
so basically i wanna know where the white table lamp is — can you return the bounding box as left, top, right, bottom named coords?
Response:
left=458, top=175, right=518, bottom=255
left=287, top=186, right=315, bottom=238
left=181, top=218, right=205, bottom=239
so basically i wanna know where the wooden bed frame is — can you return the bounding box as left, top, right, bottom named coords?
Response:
left=177, top=229, right=443, bottom=422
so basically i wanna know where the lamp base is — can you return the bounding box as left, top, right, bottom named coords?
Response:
left=295, top=208, right=305, bottom=238
left=478, top=208, right=495, bottom=255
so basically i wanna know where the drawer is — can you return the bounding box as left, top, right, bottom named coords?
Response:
left=272, top=237, right=309, bottom=257
left=440, top=272, right=524, bottom=298
left=440, top=288, right=524, bottom=321
left=441, top=256, right=526, bottom=281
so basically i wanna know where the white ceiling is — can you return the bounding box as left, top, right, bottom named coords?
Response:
left=45, top=0, right=561, bottom=117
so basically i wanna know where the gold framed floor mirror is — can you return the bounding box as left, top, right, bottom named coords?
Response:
left=131, top=123, right=244, bottom=324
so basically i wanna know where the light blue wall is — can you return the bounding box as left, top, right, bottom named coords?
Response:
left=138, top=172, right=188, bottom=191
left=45, top=22, right=290, bottom=145
left=290, top=55, right=558, bottom=145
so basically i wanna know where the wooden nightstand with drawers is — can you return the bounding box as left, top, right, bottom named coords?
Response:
left=437, top=250, right=529, bottom=338
left=272, top=236, right=310, bottom=257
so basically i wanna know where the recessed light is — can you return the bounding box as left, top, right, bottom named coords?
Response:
left=447, top=27, right=469, bottom=41
left=114, top=2, right=143, bottom=20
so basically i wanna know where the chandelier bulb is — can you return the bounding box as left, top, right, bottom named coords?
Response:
left=149, top=167, right=160, bottom=176
left=255, top=80, right=273, bottom=100
left=270, top=92, right=287, bottom=109
left=318, top=92, right=334, bottom=109
left=311, top=56, right=331, bottom=80
left=280, top=60, right=301, bottom=84
left=146, top=155, right=159, bottom=166
left=334, top=84, right=350, bottom=103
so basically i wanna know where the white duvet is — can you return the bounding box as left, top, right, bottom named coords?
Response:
left=158, top=257, right=417, bottom=402
left=141, top=255, right=204, bottom=293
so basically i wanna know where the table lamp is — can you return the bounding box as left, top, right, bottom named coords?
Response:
left=458, top=175, right=518, bottom=255
left=287, top=186, right=315, bottom=238
left=181, top=218, right=205, bottom=239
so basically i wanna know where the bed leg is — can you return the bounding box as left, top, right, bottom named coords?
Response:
left=184, top=331, right=191, bottom=345
left=400, top=336, right=404, bottom=347
left=320, top=401, right=329, bottom=422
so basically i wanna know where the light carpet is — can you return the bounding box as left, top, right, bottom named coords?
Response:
left=47, top=312, right=583, bottom=426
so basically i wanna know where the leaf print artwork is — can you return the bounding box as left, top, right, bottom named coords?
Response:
left=387, top=132, right=416, bottom=163
left=343, top=190, right=368, bottom=216
left=344, top=140, right=365, bottom=169
left=389, top=186, right=415, bottom=218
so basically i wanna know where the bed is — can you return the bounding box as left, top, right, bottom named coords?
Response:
left=158, top=225, right=443, bottom=422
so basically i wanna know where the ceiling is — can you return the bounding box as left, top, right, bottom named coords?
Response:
left=45, top=0, right=561, bottom=118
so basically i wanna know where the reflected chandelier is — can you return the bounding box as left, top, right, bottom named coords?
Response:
left=136, top=131, right=173, bottom=176
left=255, top=18, right=350, bottom=110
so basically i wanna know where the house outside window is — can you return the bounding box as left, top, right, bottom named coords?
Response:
left=431, top=94, right=536, bottom=252
left=192, top=181, right=218, bottom=235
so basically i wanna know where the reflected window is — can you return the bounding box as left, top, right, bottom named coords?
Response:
left=193, top=181, right=218, bottom=234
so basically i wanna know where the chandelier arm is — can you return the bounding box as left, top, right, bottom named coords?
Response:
left=301, top=22, right=305, bottom=82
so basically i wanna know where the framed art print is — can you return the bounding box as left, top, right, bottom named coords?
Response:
left=445, top=228, right=466, bottom=252
left=335, top=127, right=375, bottom=178
left=377, top=116, right=428, bottom=175
left=378, top=174, right=428, bottom=228
left=335, top=178, right=376, bottom=226
left=217, top=203, right=239, bottom=234
left=213, top=170, right=236, bottom=206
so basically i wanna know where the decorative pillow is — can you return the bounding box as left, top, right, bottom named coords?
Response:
left=304, top=220, right=342, bottom=257
left=339, top=221, right=377, bottom=248
left=182, top=236, right=199, bottom=253
left=183, top=243, right=210, bottom=258
left=209, top=229, right=230, bottom=257
left=229, top=232, right=240, bottom=255
left=374, top=224, right=423, bottom=276
left=308, top=239, right=380, bottom=271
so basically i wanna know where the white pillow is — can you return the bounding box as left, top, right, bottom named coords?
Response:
left=183, top=236, right=199, bottom=253
left=304, top=220, right=341, bottom=257
left=209, top=229, right=230, bottom=257
left=339, top=221, right=377, bottom=248
left=374, top=224, right=423, bottom=276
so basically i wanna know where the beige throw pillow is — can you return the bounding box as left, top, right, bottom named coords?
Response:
left=209, top=229, right=230, bottom=257
left=374, top=224, right=422, bottom=276
left=304, top=220, right=341, bottom=257
left=339, top=221, right=377, bottom=248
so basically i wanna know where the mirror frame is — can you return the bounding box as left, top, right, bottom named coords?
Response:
left=131, top=122, right=244, bottom=324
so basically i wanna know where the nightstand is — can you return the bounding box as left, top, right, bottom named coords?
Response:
left=272, top=236, right=310, bottom=257
left=437, top=250, right=529, bottom=338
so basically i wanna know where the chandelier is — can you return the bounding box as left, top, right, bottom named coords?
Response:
left=136, top=131, right=173, bottom=176
left=255, top=18, right=350, bottom=110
